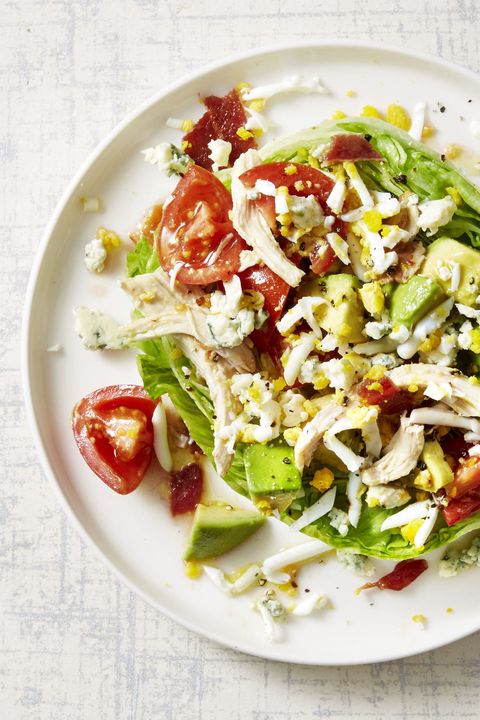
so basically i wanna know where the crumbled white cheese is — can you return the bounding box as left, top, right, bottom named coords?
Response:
left=439, top=537, right=480, bottom=577
left=72, top=306, right=125, bottom=350
left=364, top=320, right=391, bottom=340
left=366, top=484, right=410, bottom=509
left=328, top=507, right=350, bottom=537
left=418, top=196, right=456, bottom=236
left=254, top=179, right=276, bottom=196
left=289, top=195, right=323, bottom=231
left=336, top=551, right=376, bottom=577
left=84, top=237, right=107, bottom=273
left=279, top=390, right=308, bottom=428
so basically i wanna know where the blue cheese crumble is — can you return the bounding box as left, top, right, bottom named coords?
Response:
left=438, top=536, right=480, bottom=577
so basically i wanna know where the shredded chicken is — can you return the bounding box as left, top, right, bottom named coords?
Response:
left=173, top=335, right=240, bottom=478
left=361, top=416, right=424, bottom=486
left=389, top=364, right=480, bottom=417
left=294, top=400, right=344, bottom=471
left=120, top=267, right=255, bottom=370
left=230, top=149, right=304, bottom=287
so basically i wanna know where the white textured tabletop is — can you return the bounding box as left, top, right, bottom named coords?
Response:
left=3, top=1, right=480, bottom=718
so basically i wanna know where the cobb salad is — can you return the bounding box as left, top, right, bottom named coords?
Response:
left=71, top=77, right=480, bottom=632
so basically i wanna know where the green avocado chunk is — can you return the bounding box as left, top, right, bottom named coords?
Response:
left=420, top=439, right=454, bottom=491
left=183, top=504, right=265, bottom=561
left=244, top=441, right=301, bottom=496
left=300, top=273, right=365, bottom=343
left=421, top=237, right=480, bottom=305
left=390, top=275, right=445, bottom=329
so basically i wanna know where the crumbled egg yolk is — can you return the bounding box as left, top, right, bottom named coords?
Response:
left=255, top=499, right=273, bottom=516
left=386, top=104, right=411, bottom=131
left=418, top=329, right=442, bottom=353
left=345, top=89, right=356, bottom=97
left=446, top=186, right=462, bottom=205
left=378, top=416, right=396, bottom=446
left=249, top=98, right=266, bottom=112
left=184, top=561, right=202, bottom=579
left=331, top=110, right=346, bottom=120
left=469, top=327, right=480, bottom=354
left=236, top=126, right=254, bottom=140
left=421, top=125, right=435, bottom=139
left=365, top=364, right=386, bottom=381
left=284, top=164, right=297, bottom=176
left=400, top=518, right=424, bottom=544
left=412, top=614, right=427, bottom=626
left=96, top=226, right=121, bottom=249
left=181, top=119, right=194, bottom=132
left=361, top=105, right=383, bottom=119
left=235, top=81, right=251, bottom=92
left=284, top=427, right=301, bottom=446
left=444, top=144, right=462, bottom=160
left=273, top=377, right=286, bottom=393
left=362, top=209, right=383, bottom=233
left=415, top=490, right=430, bottom=501
left=310, top=468, right=334, bottom=493
left=359, top=282, right=385, bottom=317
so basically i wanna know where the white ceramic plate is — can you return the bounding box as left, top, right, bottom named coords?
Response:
left=23, top=41, right=480, bottom=665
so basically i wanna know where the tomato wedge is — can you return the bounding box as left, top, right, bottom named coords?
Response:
left=239, top=264, right=290, bottom=352
left=72, top=385, right=156, bottom=495
left=158, top=165, right=245, bottom=285
left=240, top=162, right=336, bottom=230
left=446, top=456, right=480, bottom=500
left=443, top=487, right=480, bottom=526
left=357, top=376, right=416, bottom=415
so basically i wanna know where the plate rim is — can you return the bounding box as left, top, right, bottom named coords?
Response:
left=21, top=38, right=480, bottom=666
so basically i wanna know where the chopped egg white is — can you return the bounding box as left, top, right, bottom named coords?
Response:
left=283, top=333, right=317, bottom=386
left=261, top=540, right=330, bottom=584
left=326, top=232, right=350, bottom=265
left=291, top=593, right=327, bottom=616
left=152, top=401, right=172, bottom=472
left=397, top=298, right=454, bottom=359
left=408, top=102, right=426, bottom=141
left=347, top=472, right=363, bottom=527
left=289, top=487, right=337, bottom=531
left=414, top=504, right=439, bottom=548
left=208, top=138, right=232, bottom=171
left=380, top=501, right=431, bottom=532
left=242, top=75, right=328, bottom=102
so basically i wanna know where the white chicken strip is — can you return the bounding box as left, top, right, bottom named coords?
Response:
left=120, top=267, right=255, bottom=371
left=294, top=400, right=344, bottom=471
left=389, top=364, right=480, bottom=417
left=361, top=416, right=424, bottom=486
left=231, top=149, right=304, bottom=287
left=173, top=335, right=241, bottom=478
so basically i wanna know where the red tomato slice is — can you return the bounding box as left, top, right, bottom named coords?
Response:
left=358, top=559, right=428, bottom=592
left=446, top=456, right=480, bottom=500
left=239, top=264, right=290, bottom=352
left=357, top=376, right=416, bottom=415
left=158, top=165, right=245, bottom=285
left=240, top=162, right=336, bottom=230
left=443, top=486, right=480, bottom=526
left=310, top=239, right=337, bottom=276
left=72, top=385, right=156, bottom=495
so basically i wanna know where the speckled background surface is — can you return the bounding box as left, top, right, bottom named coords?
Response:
left=2, top=1, right=480, bottom=718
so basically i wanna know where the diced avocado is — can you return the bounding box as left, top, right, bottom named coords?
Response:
left=422, top=237, right=480, bottom=305
left=420, top=440, right=454, bottom=491
left=300, top=273, right=365, bottom=343
left=390, top=275, right=445, bottom=329
left=183, top=504, right=265, bottom=561
left=244, top=441, right=301, bottom=496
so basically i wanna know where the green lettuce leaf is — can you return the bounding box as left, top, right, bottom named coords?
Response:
left=261, top=116, right=480, bottom=247
left=126, top=237, right=160, bottom=278
left=136, top=336, right=248, bottom=496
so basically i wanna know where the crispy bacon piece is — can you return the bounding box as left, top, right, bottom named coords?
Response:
left=170, top=462, right=203, bottom=516
left=381, top=240, right=425, bottom=284
left=324, top=134, right=383, bottom=163
left=183, top=89, right=257, bottom=170
left=358, top=559, right=428, bottom=592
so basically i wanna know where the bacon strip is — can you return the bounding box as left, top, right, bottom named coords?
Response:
left=183, top=89, right=257, bottom=170
left=324, top=134, right=383, bottom=163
